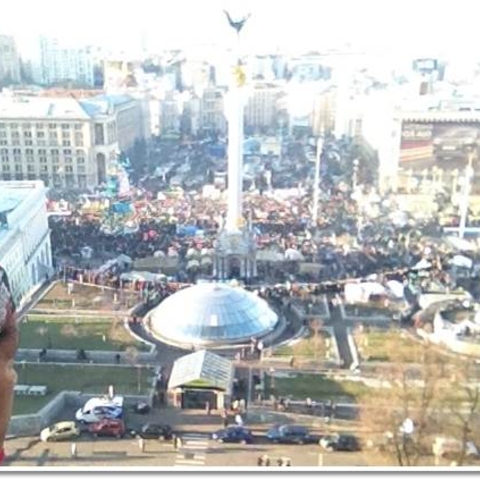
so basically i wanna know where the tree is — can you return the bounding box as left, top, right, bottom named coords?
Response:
left=125, top=346, right=142, bottom=393
left=309, top=318, right=323, bottom=363
left=360, top=338, right=480, bottom=466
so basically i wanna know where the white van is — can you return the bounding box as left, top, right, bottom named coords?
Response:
left=75, top=396, right=124, bottom=424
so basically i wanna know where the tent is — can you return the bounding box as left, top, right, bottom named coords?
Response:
left=446, top=236, right=476, bottom=252
left=451, top=255, right=473, bottom=270
left=386, top=280, right=405, bottom=299
left=344, top=282, right=386, bottom=304
left=284, top=248, right=305, bottom=261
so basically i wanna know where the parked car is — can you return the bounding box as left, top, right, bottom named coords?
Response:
left=320, top=434, right=360, bottom=452
left=266, top=424, right=318, bottom=445
left=75, top=396, right=124, bottom=424
left=131, top=402, right=150, bottom=414
left=88, top=419, right=126, bottom=438
left=211, top=426, right=254, bottom=444
left=131, top=423, right=173, bottom=440
left=432, top=436, right=479, bottom=459
left=40, top=421, right=81, bottom=442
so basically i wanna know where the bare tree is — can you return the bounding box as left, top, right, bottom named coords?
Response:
left=125, top=346, right=142, bottom=393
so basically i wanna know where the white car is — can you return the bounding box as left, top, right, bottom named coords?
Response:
left=75, top=396, right=124, bottom=424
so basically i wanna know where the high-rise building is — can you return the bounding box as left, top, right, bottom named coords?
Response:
left=37, top=36, right=94, bottom=87
left=0, top=35, right=21, bottom=85
left=244, top=82, right=282, bottom=132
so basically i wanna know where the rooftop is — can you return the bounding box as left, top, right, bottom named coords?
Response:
left=167, top=350, right=233, bottom=393
left=0, top=181, right=45, bottom=244
left=0, top=94, right=135, bottom=120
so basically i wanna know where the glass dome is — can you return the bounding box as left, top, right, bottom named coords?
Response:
left=149, top=283, right=278, bottom=346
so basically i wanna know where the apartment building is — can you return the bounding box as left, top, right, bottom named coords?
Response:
left=0, top=96, right=119, bottom=188
left=244, top=82, right=282, bottom=131
left=37, top=36, right=94, bottom=87
left=0, top=35, right=21, bottom=85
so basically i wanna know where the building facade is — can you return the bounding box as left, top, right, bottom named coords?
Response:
left=0, top=95, right=119, bottom=188
left=0, top=181, right=53, bottom=306
left=37, top=36, right=94, bottom=87
left=0, top=35, right=21, bottom=85
left=199, top=86, right=227, bottom=135
left=0, top=93, right=148, bottom=188
left=244, top=82, right=282, bottom=132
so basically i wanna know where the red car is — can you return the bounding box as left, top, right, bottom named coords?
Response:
left=88, top=418, right=125, bottom=438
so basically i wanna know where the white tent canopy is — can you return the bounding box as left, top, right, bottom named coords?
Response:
left=120, top=271, right=166, bottom=283
left=284, top=248, right=304, bottom=261
left=344, top=282, right=386, bottom=303
left=386, top=280, right=405, bottom=299
left=446, top=236, right=476, bottom=252
left=451, top=255, right=473, bottom=269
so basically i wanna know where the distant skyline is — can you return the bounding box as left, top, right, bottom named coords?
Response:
left=0, top=0, right=478, bottom=59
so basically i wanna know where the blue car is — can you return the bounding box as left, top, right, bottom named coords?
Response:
left=266, top=424, right=318, bottom=445
left=211, top=426, right=254, bottom=444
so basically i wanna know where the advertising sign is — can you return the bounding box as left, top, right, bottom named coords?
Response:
left=400, top=121, right=480, bottom=171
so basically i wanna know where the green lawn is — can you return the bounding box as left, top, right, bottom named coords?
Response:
left=19, top=316, right=149, bottom=351
left=13, top=363, right=153, bottom=415
left=273, top=330, right=328, bottom=360
left=264, top=373, right=372, bottom=402
left=354, top=328, right=426, bottom=362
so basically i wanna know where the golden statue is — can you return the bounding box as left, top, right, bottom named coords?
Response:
left=233, top=64, right=246, bottom=87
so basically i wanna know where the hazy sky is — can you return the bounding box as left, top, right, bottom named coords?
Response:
left=0, top=0, right=478, bottom=58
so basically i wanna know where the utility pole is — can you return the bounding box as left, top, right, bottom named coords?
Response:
left=312, top=138, right=323, bottom=228
left=458, top=149, right=475, bottom=239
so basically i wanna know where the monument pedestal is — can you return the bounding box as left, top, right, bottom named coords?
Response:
left=213, top=228, right=257, bottom=280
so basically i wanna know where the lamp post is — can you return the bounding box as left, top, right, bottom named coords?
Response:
left=312, top=138, right=323, bottom=228
left=458, top=148, right=475, bottom=239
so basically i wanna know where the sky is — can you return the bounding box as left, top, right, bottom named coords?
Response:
left=0, top=0, right=479, bottom=59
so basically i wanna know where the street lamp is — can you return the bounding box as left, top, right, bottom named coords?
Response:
left=458, top=146, right=476, bottom=239
left=312, top=138, right=323, bottom=228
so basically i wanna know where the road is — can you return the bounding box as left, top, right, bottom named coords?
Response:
left=4, top=433, right=369, bottom=468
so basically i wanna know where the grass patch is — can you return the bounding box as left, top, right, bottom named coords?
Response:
left=344, top=304, right=396, bottom=318
left=12, top=363, right=153, bottom=415
left=264, top=373, right=372, bottom=402
left=273, top=329, right=328, bottom=360
left=19, top=317, right=149, bottom=351
left=36, top=282, right=139, bottom=312
left=354, top=328, right=427, bottom=363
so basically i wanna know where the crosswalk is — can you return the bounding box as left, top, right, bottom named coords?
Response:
left=174, top=433, right=210, bottom=467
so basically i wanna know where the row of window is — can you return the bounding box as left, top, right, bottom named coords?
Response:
left=0, top=148, right=85, bottom=155
left=0, top=131, right=83, bottom=140
left=0, top=139, right=84, bottom=147
left=1, top=164, right=85, bottom=173
left=1, top=156, right=85, bottom=164
left=0, top=123, right=84, bottom=130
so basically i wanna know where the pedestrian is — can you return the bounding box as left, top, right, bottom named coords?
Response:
left=257, top=456, right=264, bottom=466
left=277, top=458, right=283, bottom=466
left=221, top=407, right=229, bottom=427
left=235, top=413, right=244, bottom=426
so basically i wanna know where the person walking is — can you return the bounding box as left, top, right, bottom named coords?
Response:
left=221, top=408, right=229, bottom=428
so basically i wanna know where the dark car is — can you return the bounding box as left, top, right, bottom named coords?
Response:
left=320, top=434, right=360, bottom=452
left=131, top=423, right=173, bottom=440
left=131, top=402, right=151, bottom=415
left=211, top=426, right=254, bottom=444
left=266, top=424, right=318, bottom=445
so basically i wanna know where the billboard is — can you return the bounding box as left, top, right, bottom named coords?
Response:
left=400, top=121, right=480, bottom=172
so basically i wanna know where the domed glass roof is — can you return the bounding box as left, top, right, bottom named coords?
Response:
left=149, top=283, right=278, bottom=346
